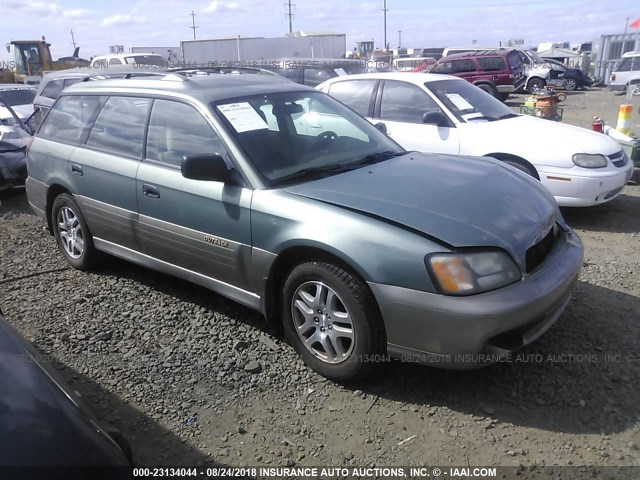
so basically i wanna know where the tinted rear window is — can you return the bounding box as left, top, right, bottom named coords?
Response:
left=477, top=56, right=506, bottom=72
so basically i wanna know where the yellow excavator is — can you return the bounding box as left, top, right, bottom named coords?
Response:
left=2, top=37, right=89, bottom=84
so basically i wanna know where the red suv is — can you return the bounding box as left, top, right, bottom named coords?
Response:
left=430, top=50, right=525, bottom=101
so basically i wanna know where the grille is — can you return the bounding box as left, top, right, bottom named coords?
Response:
left=609, top=150, right=628, bottom=168
left=525, top=225, right=556, bottom=273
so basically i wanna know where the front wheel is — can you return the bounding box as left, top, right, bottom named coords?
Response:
left=564, top=78, right=577, bottom=91
left=477, top=83, right=498, bottom=98
left=528, top=78, right=545, bottom=94
left=282, top=261, right=385, bottom=382
left=51, top=193, right=99, bottom=270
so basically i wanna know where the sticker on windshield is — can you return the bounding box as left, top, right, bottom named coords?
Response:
left=445, top=93, right=474, bottom=111
left=334, top=68, right=348, bottom=76
left=217, top=102, right=268, bottom=133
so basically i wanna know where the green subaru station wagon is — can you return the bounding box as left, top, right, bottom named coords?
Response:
left=26, top=73, right=583, bottom=381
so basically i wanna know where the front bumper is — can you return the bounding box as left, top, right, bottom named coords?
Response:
left=538, top=164, right=633, bottom=207
left=369, top=229, right=583, bottom=369
left=0, top=151, right=27, bottom=191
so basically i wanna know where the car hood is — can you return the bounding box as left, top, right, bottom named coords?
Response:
left=0, top=315, right=130, bottom=467
left=0, top=105, right=31, bottom=121
left=284, top=152, right=562, bottom=270
left=469, top=115, right=622, bottom=162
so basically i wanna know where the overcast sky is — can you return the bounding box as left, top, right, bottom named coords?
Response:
left=0, top=0, right=639, bottom=61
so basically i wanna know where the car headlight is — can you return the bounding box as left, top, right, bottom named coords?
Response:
left=426, top=251, right=521, bottom=295
left=572, top=153, right=607, bottom=168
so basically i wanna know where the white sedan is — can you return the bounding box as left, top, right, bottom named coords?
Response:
left=316, top=73, right=634, bottom=207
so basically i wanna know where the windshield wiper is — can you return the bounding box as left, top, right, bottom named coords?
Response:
left=497, top=113, right=518, bottom=120
left=270, top=164, right=346, bottom=186
left=466, top=115, right=499, bottom=122
left=345, top=150, right=405, bottom=168
left=270, top=151, right=404, bottom=187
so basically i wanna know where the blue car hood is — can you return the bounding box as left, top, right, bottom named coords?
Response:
left=284, top=152, right=562, bottom=269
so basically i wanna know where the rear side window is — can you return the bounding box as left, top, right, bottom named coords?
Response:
left=146, top=100, right=226, bottom=167
left=616, top=57, right=632, bottom=72
left=477, top=56, right=506, bottom=72
left=86, top=96, right=151, bottom=157
left=452, top=59, right=476, bottom=73
left=328, top=80, right=376, bottom=116
left=109, top=58, right=123, bottom=65
left=40, top=79, right=64, bottom=100
left=40, top=95, right=106, bottom=143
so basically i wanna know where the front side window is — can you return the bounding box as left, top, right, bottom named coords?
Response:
left=40, top=95, right=106, bottom=143
left=212, top=91, right=404, bottom=186
left=109, top=58, right=123, bottom=65
left=146, top=100, right=226, bottom=167
left=328, top=80, right=376, bottom=116
left=86, top=96, right=151, bottom=157
left=379, top=81, right=442, bottom=124
left=426, top=79, right=515, bottom=122
left=507, top=51, right=523, bottom=71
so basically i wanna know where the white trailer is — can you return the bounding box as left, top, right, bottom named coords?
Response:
left=180, top=34, right=347, bottom=66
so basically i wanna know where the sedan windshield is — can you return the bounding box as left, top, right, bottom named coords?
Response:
left=425, top=79, right=516, bottom=122
left=211, top=91, right=405, bottom=187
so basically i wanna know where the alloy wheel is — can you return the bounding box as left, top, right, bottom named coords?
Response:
left=291, top=281, right=354, bottom=363
left=57, top=206, right=84, bottom=259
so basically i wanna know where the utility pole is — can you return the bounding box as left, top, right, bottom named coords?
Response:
left=624, top=16, right=629, bottom=34
left=190, top=11, right=198, bottom=40
left=70, top=29, right=77, bottom=50
left=398, top=30, right=401, bottom=48
left=382, top=0, right=388, bottom=51
left=284, top=0, right=295, bottom=34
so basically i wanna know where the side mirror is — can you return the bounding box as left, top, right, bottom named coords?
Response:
left=422, top=111, right=449, bottom=127
left=374, top=122, right=387, bottom=134
left=181, top=153, right=229, bottom=182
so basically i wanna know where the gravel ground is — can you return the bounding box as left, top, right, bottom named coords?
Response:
left=1, top=87, right=640, bottom=475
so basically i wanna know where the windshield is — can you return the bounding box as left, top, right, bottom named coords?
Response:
left=211, top=91, right=404, bottom=187
left=425, top=79, right=516, bottom=122
left=124, top=55, right=166, bottom=67
left=526, top=50, right=545, bottom=65
left=0, top=89, right=36, bottom=106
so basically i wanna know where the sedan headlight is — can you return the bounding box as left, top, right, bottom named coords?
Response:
left=426, top=251, right=521, bottom=295
left=572, top=153, right=607, bottom=168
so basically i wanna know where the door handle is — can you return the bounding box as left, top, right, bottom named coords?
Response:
left=71, top=164, right=83, bottom=176
left=142, top=184, right=160, bottom=198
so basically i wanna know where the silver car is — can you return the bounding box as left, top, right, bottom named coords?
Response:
left=26, top=74, right=583, bottom=381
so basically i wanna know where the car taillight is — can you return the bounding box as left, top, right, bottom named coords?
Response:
left=610, top=73, right=616, bottom=81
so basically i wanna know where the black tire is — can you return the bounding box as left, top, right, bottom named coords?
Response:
left=51, top=193, right=99, bottom=270
left=282, top=261, right=385, bottom=382
left=527, top=78, right=545, bottom=94
left=498, top=92, right=510, bottom=102
left=476, top=83, right=499, bottom=98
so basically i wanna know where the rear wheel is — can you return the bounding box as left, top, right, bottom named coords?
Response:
left=564, top=78, right=577, bottom=91
left=498, top=92, right=510, bottom=102
left=51, top=193, right=99, bottom=270
left=282, top=261, right=385, bottom=382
